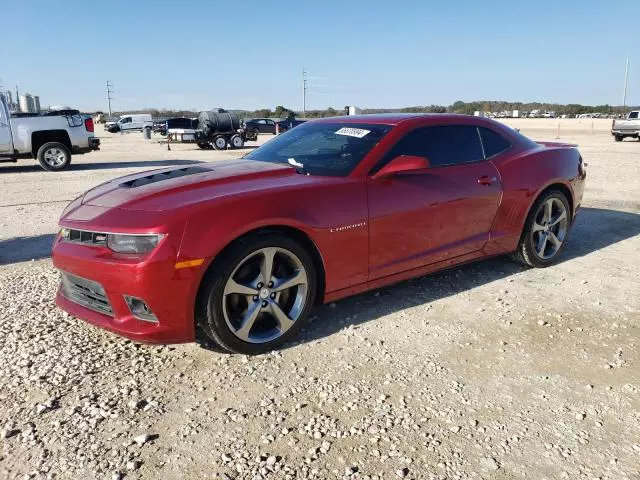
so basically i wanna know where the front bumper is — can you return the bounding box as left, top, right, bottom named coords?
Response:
left=52, top=235, right=202, bottom=344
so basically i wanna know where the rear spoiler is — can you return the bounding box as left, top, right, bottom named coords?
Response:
left=536, top=141, right=577, bottom=148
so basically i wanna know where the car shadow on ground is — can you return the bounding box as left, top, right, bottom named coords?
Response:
left=292, top=207, right=640, bottom=348
left=0, top=234, right=56, bottom=265
left=0, top=159, right=205, bottom=174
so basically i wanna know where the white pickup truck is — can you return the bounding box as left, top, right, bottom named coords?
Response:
left=0, top=93, right=100, bottom=171
left=611, top=111, right=640, bottom=142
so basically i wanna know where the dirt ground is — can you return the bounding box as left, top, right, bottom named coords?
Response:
left=0, top=119, right=638, bottom=480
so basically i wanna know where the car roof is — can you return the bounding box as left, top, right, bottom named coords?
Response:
left=312, top=113, right=478, bottom=126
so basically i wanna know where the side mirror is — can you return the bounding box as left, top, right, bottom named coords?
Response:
left=372, top=155, right=431, bottom=180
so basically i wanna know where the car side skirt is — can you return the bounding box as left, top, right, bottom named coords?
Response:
left=323, top=248, right=501, bottom=304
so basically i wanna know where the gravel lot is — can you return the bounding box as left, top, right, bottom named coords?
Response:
left=0, top=120, right=638, bottom=480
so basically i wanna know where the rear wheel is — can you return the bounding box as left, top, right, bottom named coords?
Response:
left=230, top=134, right=244, bottom=149
left=213, top=135, right=227, bottom=150
left=197, top=233, right=316, bottom=354
left=511, top=190, right=571, bottom=268
left=37, top=142, right=71, bottom=171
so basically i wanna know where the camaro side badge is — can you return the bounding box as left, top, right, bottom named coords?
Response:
left=330, top=221, right=367, bottom=233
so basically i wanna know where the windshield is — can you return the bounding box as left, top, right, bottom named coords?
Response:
left=244, top=122, right=393, bottom=176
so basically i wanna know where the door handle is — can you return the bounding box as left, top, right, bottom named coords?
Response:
left=477, top=176, right=497, bottom=186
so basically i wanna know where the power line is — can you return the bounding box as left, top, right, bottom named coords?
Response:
left=106, top=80, right=114, bottom=116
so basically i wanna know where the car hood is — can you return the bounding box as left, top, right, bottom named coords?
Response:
left=80, top=159, right=302, bottom=212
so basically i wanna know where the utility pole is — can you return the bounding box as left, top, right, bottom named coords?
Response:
left=106, top=80, right=114, bottom=117
left=622, top=54, right=630, bottom=115
left=302, top=68, right=307, bottom=118
left=15, top=85, right=20, bottom=112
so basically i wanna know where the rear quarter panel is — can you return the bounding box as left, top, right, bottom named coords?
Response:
left=487, top=145, right=585, bottom=253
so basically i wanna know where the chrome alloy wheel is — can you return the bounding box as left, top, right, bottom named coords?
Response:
left=43, top=147, right=67, bottom=167
left=222, top=247, right=309, bottom=344
left=531, top=197, right=569, bottom=259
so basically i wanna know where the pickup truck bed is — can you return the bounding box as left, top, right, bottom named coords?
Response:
left=611, top=111, right=640, bottom=142
left=1, top=94, right=100, bottom=171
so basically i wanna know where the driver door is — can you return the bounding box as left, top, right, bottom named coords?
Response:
left=367, top=125, right=502, bottom=279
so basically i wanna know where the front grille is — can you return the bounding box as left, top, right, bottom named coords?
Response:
left=61, top=272, right=113, bottom=316
left=65, top=229, right=107, bottom=246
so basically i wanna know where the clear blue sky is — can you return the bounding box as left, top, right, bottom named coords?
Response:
left=1, top=0, right=637, bottom=112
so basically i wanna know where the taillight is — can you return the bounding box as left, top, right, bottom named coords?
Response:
left=84, top=117, right=94, bottom=132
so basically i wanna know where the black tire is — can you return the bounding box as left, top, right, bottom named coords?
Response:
left=229, top=134, right=244, bottom=149
left=197, top=143, right=212, bottom=150
left=511, top=190, right=572, bottom=268
left=615, top=135, right=623, bottom=142
left=37, top=142, right=71, bottom=171
left=212, top=135, right=227, bottom=150
left=197, top=232, right=317, bottom=355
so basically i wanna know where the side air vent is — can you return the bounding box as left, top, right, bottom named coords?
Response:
left=120, top=166, right=210, bottom=188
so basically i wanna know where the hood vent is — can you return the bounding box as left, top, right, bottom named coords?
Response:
left=120, top=166, right=210, bottom=188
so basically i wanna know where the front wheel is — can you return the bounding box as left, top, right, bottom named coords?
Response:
left=37, top=142, right=71, bottom=171
left=512, top=190, right=572, bottom=268
left=197, top=233, right=317, bottom=354
left=615, top=135, right=623, bottom=142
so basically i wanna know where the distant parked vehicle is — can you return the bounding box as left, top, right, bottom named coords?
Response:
left=245, top=118, right=277, bottom=135
left=107, top=114, right=153, bottom=133
left=277, top=118, right=306, bottom=132
left=154, top=117, right=198, bottom=136
left=611, top=111, right=640, bottom=142
left=0, top=93, right=99, bottom=171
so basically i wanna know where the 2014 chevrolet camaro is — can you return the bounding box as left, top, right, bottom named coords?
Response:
left=53, top=114, right=586, bottom=354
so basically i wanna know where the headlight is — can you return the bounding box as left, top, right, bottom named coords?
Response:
left=106, top=234, right=164, bottom=253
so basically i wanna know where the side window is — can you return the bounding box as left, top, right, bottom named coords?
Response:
left=478, top=127, right=511, bottom=158
left=376, top=125, right=484, bottom=171
left=629, top=111, right=639, bottom=119
left=121, top=117, right=132, bottom=124
left=266, top=120, right=275, bottom=126
left=257, top=119, right=267, bottom=125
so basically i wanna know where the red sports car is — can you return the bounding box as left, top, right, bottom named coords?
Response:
left=53, top=114, right=586, bottom=354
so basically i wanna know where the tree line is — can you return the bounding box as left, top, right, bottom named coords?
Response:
left=114, top=100, right=639, bottom=120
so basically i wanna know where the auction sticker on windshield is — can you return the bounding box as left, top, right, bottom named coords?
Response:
left=335, top=127, right=370, bottom=138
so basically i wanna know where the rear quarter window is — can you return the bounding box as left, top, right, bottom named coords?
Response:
left=479, top=127, right=511, bottom=158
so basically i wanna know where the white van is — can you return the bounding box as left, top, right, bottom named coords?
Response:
left=116, top=114, right=153, bottom=132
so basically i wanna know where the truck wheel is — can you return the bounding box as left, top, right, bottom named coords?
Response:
left=37, top=142, right=71, bottom=171
left=615, top=135, right=623, bottom=142
left=213, top=136, right=228, bottom=150
left=197, top=143, right=212, bottom=150
left=230, top=134, right=244, bottom=149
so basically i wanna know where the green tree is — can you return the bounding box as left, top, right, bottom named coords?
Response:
left=274, top=105, right=291, bottom=118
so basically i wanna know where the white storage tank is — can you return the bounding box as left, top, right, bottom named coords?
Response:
left=34, top=95, right=41, bottom=113
left=19, top=95, right=30, bottom=112
left=20, top=94, right=37, bottom=113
